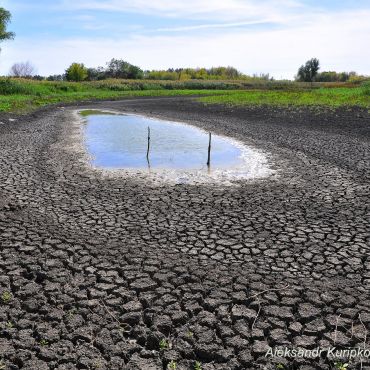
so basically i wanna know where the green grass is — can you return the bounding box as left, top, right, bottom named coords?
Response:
left=0, top=87, right=229, bottom=113
left=199, top=86, right=370, bottom=108
left=1, top=291, right=12, bottom=303
left=159, top=338, right=169, bottom=350
left=0, top=78, right=234, bottom=113
left=79, top=109, right=116, bottom=117
left=0, top=78, right=369, bottom=113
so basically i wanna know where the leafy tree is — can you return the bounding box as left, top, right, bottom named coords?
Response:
left=315, top=71, right=357, bottom=82
left=0, top=8, right=15, bottom=43
left=106, top=58, right=127, bottom=78
left=195, top=68, right=208, bottom=79
left=145, top=66, right=245, bottom=81
left=296, top=58, right=320, bottom=82
left=179, top=71, right=191, bottom=81
left=127, top=64, right=143, bottom=79
left=146, top=70, right=178, bottom=80
left=31, top=75, right=45, bottom=81
left=86, top=66, right=106, bottom=81
left=47, top=74, right=65, bottom=81
left=106, top=58, right=143, bottom=79
left=65, top=63, right=88, bottom=82
left=225, top=66, right=240, bottom=79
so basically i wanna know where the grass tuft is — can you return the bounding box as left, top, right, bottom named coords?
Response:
left=1, top=291, right=12, bottom=304
left=159, top=338, right=169, bottom=350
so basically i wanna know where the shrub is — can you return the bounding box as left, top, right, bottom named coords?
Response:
left=361, top=81, right=370, bottom=96
left=0, top=78, right=32, bottom=94
left=51, top=82, right=82, bottom=92
left=1, top=291, right=12, bottom=303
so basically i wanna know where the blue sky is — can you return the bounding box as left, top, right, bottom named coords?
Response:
left=1, top=0, right=370, bottom=78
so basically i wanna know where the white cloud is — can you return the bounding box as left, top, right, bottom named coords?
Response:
left=60, top=0, right=303, bottom=22
left=1, top=9, right=369, bottom=79
left=155, top=20, right=276, bottom=32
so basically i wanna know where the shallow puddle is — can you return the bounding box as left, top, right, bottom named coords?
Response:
left=80, top=110, right=274, bottom=184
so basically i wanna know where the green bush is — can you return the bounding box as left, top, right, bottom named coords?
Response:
left=50, top=83, right=83, bottom=92
left=95, top=81, right=165, bottom=91
left=96, top=83, right=133, bottom=91
left=361, top=81, right=370, bottom=96
left=0, top=78, right=32, bottom=94
left=182, top=81, right=241, bottom=90
left=140, top=83, right=164, bottom=90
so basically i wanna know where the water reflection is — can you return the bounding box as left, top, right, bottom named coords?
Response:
left=82, top=113, right=244, bottom=171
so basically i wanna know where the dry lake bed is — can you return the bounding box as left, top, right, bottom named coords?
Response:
left=0, top=97, right=369, bottom=369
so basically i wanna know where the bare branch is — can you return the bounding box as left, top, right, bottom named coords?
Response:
left=334, top=314, right=341, bottom=345
left=251, top=299, right=262, bottom=331
left=9, top=61, right=36, bottom=77
left=359, top=314, right=368, bottom=349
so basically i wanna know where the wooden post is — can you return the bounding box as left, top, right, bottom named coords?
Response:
left=206, top=132, right=211, bottom=167
left=146, top=126, right=150, bottom=161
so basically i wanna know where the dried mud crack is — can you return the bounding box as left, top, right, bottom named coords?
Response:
left=0, top=97, right=369, bottom=370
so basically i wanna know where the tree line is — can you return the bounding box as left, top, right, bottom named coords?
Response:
left=18, top=59, right=367, bottom=83
left=59, top=61, right=254, bottom=82
left=295, top=58, right=363, bottom=83
left=7, top=60, right=257, bottom=82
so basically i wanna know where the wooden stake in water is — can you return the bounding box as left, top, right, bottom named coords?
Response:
left=207, top=132, right=212, bottom=167
left=146, top=126, right=151, bottom=161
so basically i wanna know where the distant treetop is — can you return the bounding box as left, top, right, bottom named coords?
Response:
left=9, top=62, right=36, bottom=78
left=65, top=63, right=88, bottom=82
left=296, top=58, right=320, bottom=82
left=0, top=7, right=15, bottom=44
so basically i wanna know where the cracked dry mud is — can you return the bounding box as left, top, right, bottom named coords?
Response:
left=0, top=97, right=369, bottom=370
